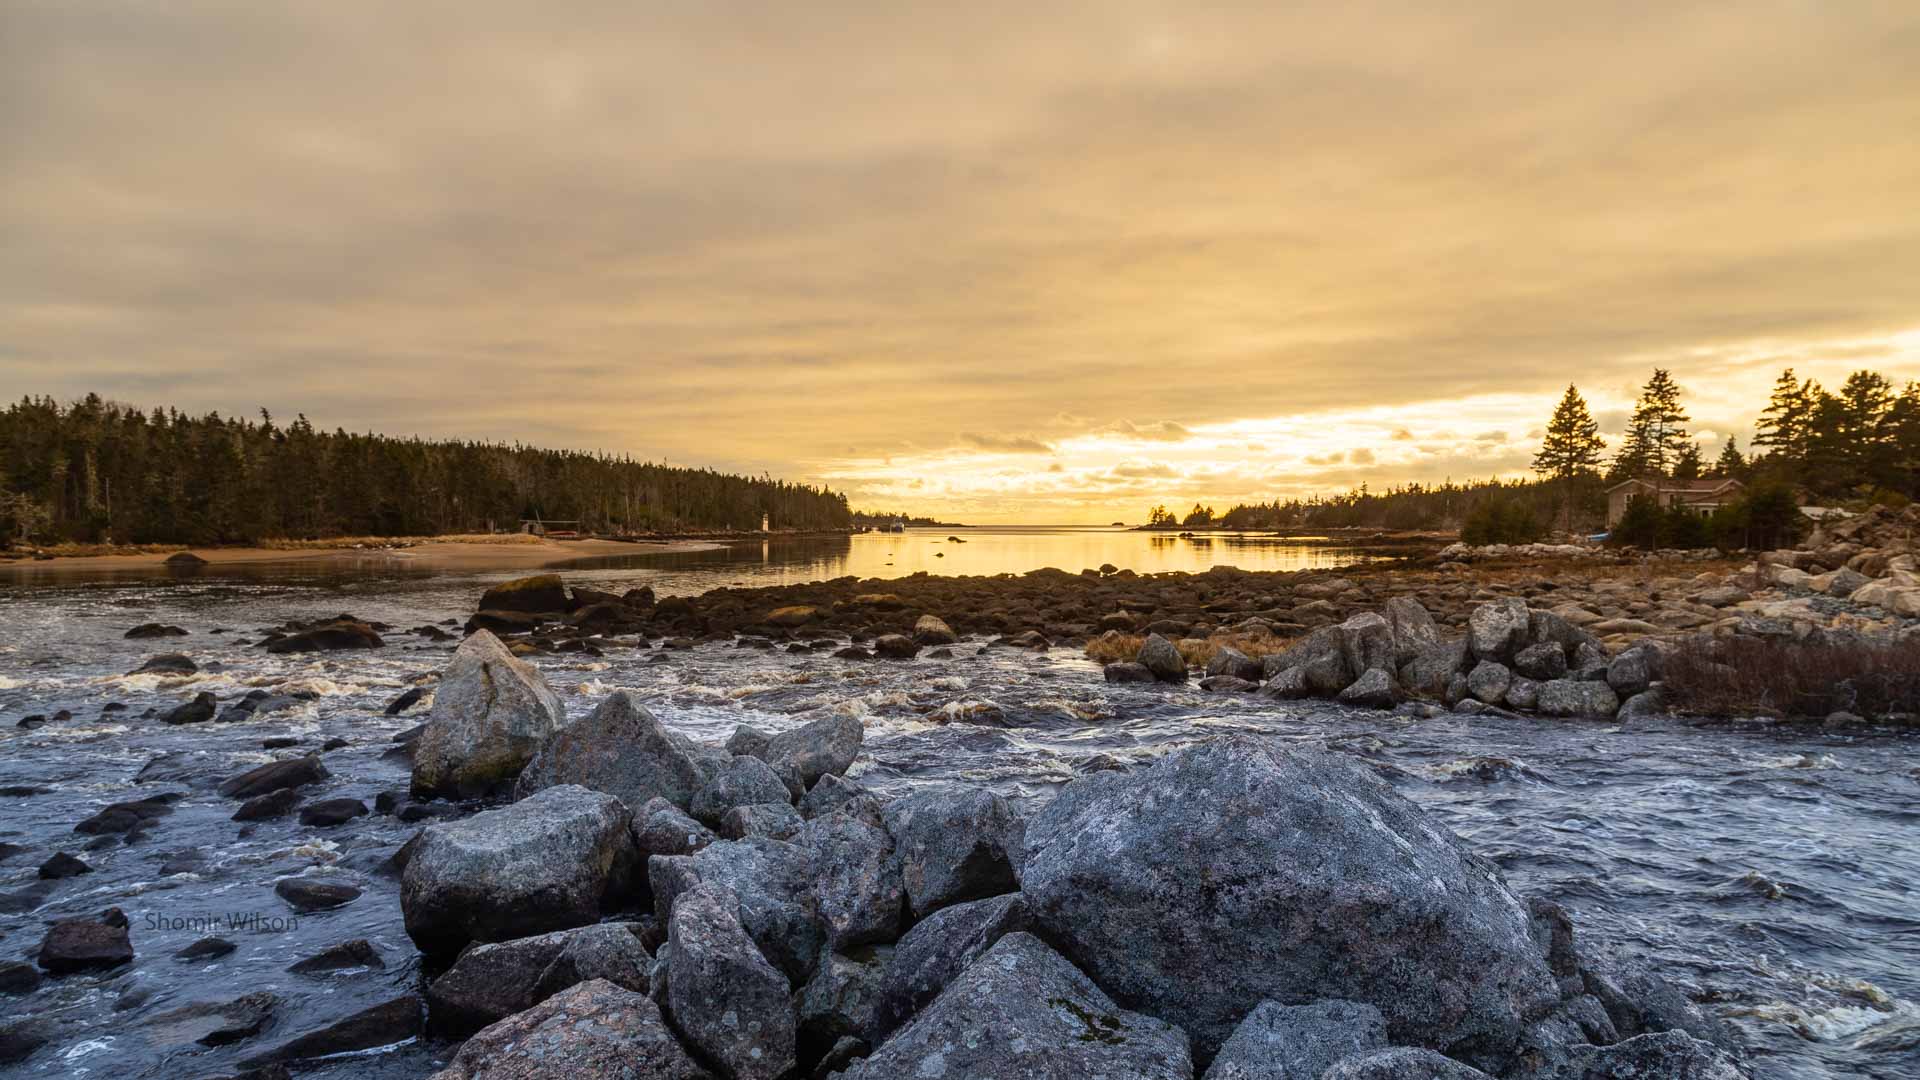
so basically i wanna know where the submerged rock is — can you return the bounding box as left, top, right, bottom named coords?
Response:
left=755, top=712, right=864, bottom=791
left=411, top=630, right=567, bottom=799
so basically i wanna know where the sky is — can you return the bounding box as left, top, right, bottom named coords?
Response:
left=3, top=1, right=1919, bottom=523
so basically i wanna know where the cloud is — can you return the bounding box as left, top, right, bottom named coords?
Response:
left=959, top=431, right=1054, bottom=453
left=1110, top=463, right=1180, bottom=480
left=1349, top=448, right=1376, bottom=465
left=1105, top=420, right=1195, bottom=442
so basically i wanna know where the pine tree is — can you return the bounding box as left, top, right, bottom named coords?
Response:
left=1611, top=370, right=1690, bottom=480
left=1532, top=385, right=1605, bottom=531
left=1671, top=439, right=1703, bottom=482
left=1712, top=436, right=1746, bottom=477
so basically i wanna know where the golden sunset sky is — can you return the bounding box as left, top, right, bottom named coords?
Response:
left=4, top=2, right=1918, bottom=522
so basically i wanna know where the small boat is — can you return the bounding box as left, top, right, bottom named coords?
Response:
left=888, top=518, right=906, bottom=533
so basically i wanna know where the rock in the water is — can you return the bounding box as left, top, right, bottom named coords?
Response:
left=1321, top=1048, right=1491, bottom=1078
left=298, top=798, right=368, bottom=827
left=1022, top=737, right=1559, bottom=1058
left=162, top=692, right=218, bottom=725
left=0, top=962, right=40, bottom=995
left=265, top=616, right=383, bottom=653
left=1138, top=632, right=1189, bottom=683
left=1336, top=667, right=1398, bottom=709
left=845, top=932, right=1192, bottom=1079
left=1469, top=598, right=1532, bottom=662
left=288, top=939, right=383, bottom=973
left=1105, top=661, right=1156, bottom=683
left=1468, top=660, right=1512, bottom=705
left=37, top=908, right=134, bottom=973
left=240, top=995, right=422, bottom=1067
left=765, top=605, right=820, bottom=628
left=411, top=630, right=567, bottom=799
left=133, top=652, right=198, bottom=675
left=430, top=979, right=710, bottom=1080
left=144, top=991, right=279, bottom=1048
left=1605, top=645, right=1662, bottom=697
left=233, top=787, right=301, bottom=821
left=126, top=623, right=190, bottom=639
left=757, top=713, right=864, bottom=791
left=872, top=633, right=920, bottom=659
left=872, top=891, right=1031, bottom=1042
left=1207, top=646, right=1264, bottom=682
left=883, top=785, right=1024, bottom=918
left=427, top=923, right=650, bottom=1035
left=38, top=852, right=91, bottom=879
left=1536, top=679, right=1621, bottom=719
left=667, top=883, right=797, bottom=1080
left=1522, top=1030, right=1743, bottom=1079
left=479, top=574, right=569, bottom=614
left=275, top=878, right=362, bottom=912
left=513, top=691, right=708, bottom=810
left=1204, top=999, right=1388, bottom=1080
left=690, top=754, right=793, bottom=828
left=220, top=756, right=330, bottom=799
left=913, top=614, right=958, bottom=645
left=402, top=785, right=637, bottom=956
left=175, top=936, right=237, bottom=961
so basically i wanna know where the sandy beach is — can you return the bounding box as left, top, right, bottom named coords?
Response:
left=0, top=536, right=727, bottom=577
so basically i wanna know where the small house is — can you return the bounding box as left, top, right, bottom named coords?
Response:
left=1605, top=478, right=1744, bottom=528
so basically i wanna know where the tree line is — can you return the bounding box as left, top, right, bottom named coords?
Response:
left=1153, top=366, right=1920, bottom=544
left=0, top=394, right=852, bottom=546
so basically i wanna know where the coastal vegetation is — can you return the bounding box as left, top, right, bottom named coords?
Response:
left=0, top=395, right=852, bottom=547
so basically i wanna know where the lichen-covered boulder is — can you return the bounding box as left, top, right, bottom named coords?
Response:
left=1022, top=737, right=1559, bottom=1058
left=1269, top=625, right=1353, bottom=694
left=1384, top=596, right=1442, bottom=666
left=666, top=884, right=796, bottom=1080
left=402, top=785, right=637, bottom=957
left=1206, top=646, right=1264, bottom=682
left=1521, top=1030, right=1744, bottom=1079
left=1469, top=598, right=1533, bottom=662
left=1468, top=661, right=1513, bottom=705
left=1512, top=642, right=1569, bottom=682
left=720, top=802, right=805, bottom=841
left=882, top=785, right=1024, bottom=918
left=1338, top=613, right=1397, bottom=677
left=871, top=892, right=1032, bottom=1042
left=1337, top=667, right=1398, bottom=709
left=796, top=812, right=905, bottom=950
left=412, top=630, right=566, bottom=799
left=842, top=933, right=1192, bottom=1079
left=799, top=947, right=891, bottom=1050
left=429, top=979, right=711, bottom=1080
left=1536, top=679, right=1620, bottom=719
left=1401, top=637, right=1469, bottom=698
left=514, top=691, right=709, bottom=810
left=633, top=797, right=719, bottom=858
left=1204, top=999, right=1388, bottom=1080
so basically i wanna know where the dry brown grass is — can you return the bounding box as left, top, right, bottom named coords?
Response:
left=1, top=540, right=187, bottom=559
left=1086, top=629, right=1296, bottom=668
left=256, top=533, right=544, bottom=550
left=1666, top=635, right=1920, bottom=718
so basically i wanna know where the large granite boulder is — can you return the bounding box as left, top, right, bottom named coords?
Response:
left=429, top=979, right=711, bottom=1080
left=1521, top=1031, right=1744, bottom=1079
left=412, top=630, right=567, bottom=799
left=666, top=883, right=796, bottom=1080
left=882, top=785, right=1024, bottom=918
left=756, top=713, right=863, bottom=791
left=650, top=837, right=822, bottom=983
left=871, top=892, right=1033, bottom=1042
left=1204, top=999, right=1388, bottom=1080
left=1022, top=737, right=1560, bottom=1058
left=477, top=574, right=569, bottom=615
left=513, top=691, right=708, bottom=810
left=1384, top=597, right=1442, bottom=666
left=795, top=812, right=905, bottom=949
left=1322, top=1048, right=1491, bottom=1078
left=1536, top=680, right=1620, bottom=719
left=1469, top=598, right=1533, bottom=662
left=1338, top=613, right=1397, bottom=677
left=689, top=755, right=793, bottom=828
left=426, top=923, right=650, bottom=1035
left=402, top=785, right=637, bottom=957
left=1138, top=633, right=1189, bottom=683
left=842, top=932, right=1192, bottom=1079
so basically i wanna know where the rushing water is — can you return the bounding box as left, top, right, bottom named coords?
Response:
left=0, top=537, right=1916, bottom=1079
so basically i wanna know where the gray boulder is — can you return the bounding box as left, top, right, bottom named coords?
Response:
left=796, top=812, right=905, bottom=950
left=1536, top=680, right=1621, bottom=719
left=798, top=947, right=891, bottom=1049
left=1270, top=626, right=1353, bottom=694
left=1259, top=666, right=1311, bottom=700
left=1512, top=642, right=1568, bottom=682
left=633, top=797, right=719, bottom=859
left=841, top=933, right=1192, bottom=1080
left=690, top=755, right=793, bottom=828
left=758, top=713, right=863, bottom=791
left=412, top=630, right=567, bottom=799
left=1022, top=738, right=1559, bottom=1058
left=799, top=774, right=867, bottom=820
left=883, top=786, right=1024, bottom=918
left=1605, top=645, right=1664, bottom=697
left=871, top=633, right=919, bottom=659
left=1505, top=677, right=1541, bottom=712
left=1339, top=613, right=1397, bottom=677
left=1322, top=1048, right=1491, bottom=1078
left=426, top=923, right=650, bottom=1035
left=1523, top=1030, right=1744, bottom=1079
left=872, top=891, right=1032, bottom=1042
left=1105, top=661, right=1157, bottom=683
left=1401, top=637, right=1470, bottom=698
left=1138, top=633, right=1189, bottom=683
left=1467, top=661, right=1512, bottom=705
left=650, top=837, right=822, bottom=984
left=1337, top=667, right=1398, bottom=709
left=1469, top=598, right=1532, bottom=662
left=1204, top=999, right=1388, bottom=1080
left=666, top=884, right=796, bottom=1080
left=719, top=802, right=804, bottom=841
left=513, top=691, right=708, bottom=810
left=401, top=785, right=637, bottom=957
left=1207, top=646, right=1264, bottom=682
left=912, top=614, right=958, bottom=645
left=429, top=978, right=711, bottom=1080
left=1384, top=596, right=1442, bottom=666
left=726, top=725, right=771, bottom=758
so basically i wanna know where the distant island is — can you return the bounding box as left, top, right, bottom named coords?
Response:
left=851, top=511, right=971, bottom=528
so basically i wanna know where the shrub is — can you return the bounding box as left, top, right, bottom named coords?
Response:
left=1708, top=482, right=1805, bottom=551
left=1607, top=494, right=1664, bottom=550
left=1462, top=500, right=1545, bottom=545
left=1665, top=634, right=1920, bottom=718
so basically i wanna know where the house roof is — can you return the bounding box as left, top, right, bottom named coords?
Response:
left=1606, top=477, right=1743, bottom=494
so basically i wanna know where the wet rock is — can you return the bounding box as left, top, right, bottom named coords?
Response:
left=287, top=938, right=384, bottom=974
left=1469, top=597, right=1532, bottom=662
left=1536, top=679, right=1621, bottom=719
left=1204, top=999, right=1388, bottom=1080
left=1468, top=660, right=1512, bottom=705
left=1617, top=686, right=1667, bottom=721
left=1207, top=646, right=1264, bottom=681
left=1506, top=677, right=1541, bottom=712
left=797, top=812, right=905, bottom=950
left=37, top=907, right=134, bottom=973
left=913, top=614, right=958, bottom=645
left=162, top=691, right=218, bottom=725
left=1203, top=674, right=1261, bottom=693
left=219, top=756, right=330, bottom=799
left=75, top=793, right=180, bottom=834
left=430, top=979, right=710, bottom=1080
left=1513, top=642, right=1569, bottom=681
left=427, top=923, right=651, bottom=1035
left=1022, top=737, right=1559, bottom=1058
left=1138, top=633, right=1188, bottom=682
left=0, top=961, right=42, bottom=995
left=479, top=574, right=569, bottom=615
left=1336, top=667, right=1398, bottom=709
left=402, top=784, right=637, bottom=957
left=1259, top=664, right=1312, bottom=700
left=514, top=690, right=708, bottom=811
left=758, top=712, right=864, bottom=790
left=0, top=1018, right=48, bottom=1065
left=384, top=686, right=425, bottom=715
left=275, top=878, right=362, bottom=912
left=412, top=629, right=567, bottom=799
left=1321, top=1048, right=1491, bottom=1078
left=1577, top=944, right=1739, bottom=1052
left=798, top=774, right=867, bottom=820
left=667, top=883, right=797, bottom=1080
left=239, top=994, right=422, bottom=1068
left=145, top=991, right=280, bottom=1047
left=720, top=801, right=805, bottom=841
left=883, top=785, right=1024, bottom=918
left=38, top=851, right=91, bottom=879
left=233, top=787, right=301, bottom=821
left=690, top=754, right=793, bottom=828
left=165, top=551, right=208, bottom=566
left=843, top=932, right=1191, bottom=1080
left=126, top=623, right=189, bottom=639
left=133, top=652, right=198, bottom=675
left=871, top=633, right=920, bottom=659
left=1605, top=645, right=1663, bottom=697
left=298, top=798, right=369, bottom=827
left=1104, top=661, right=1156, bottom=683
left=264, top=616, right=383, bottom=653
left=872, top=891, right=1032, bottom=1041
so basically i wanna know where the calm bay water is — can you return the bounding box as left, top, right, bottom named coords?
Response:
left=0, top=530, right=1914, bottom=1079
